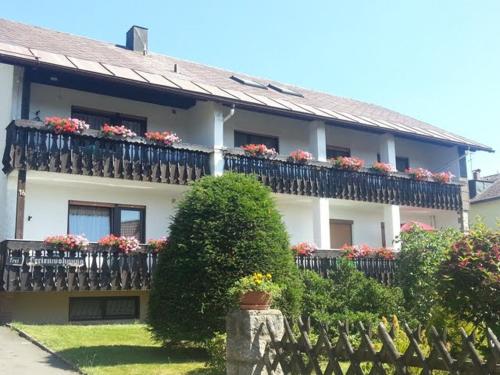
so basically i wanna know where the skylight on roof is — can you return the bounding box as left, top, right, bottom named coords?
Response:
left=268, top=83, right=303, bottom=97
left=230, top=75, right=267, bottom=89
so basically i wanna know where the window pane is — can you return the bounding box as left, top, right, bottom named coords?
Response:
left=69, top=298, right=102, bottom=321
left=69, top=205, right=111, bottom=242
left=330, top=221, right=353, bottom=249
left=396, top=157, right=409, bottom=172
left=327, top=147, right=351, bottom=159
left=105, top=298, right=137, bottom=319
left=72, top=110, right=111, bottom=131
left=121, top=118, right=145, bottom=136
left=234, top=131, right=279, bottom=152
left=120, top=209, right=143, bottom=240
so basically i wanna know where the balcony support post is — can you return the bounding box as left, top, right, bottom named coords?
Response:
left=309, top=120, right=327, bottom=162
left=14, top=169, right=26, bottom=239
left=383, top=205, right=401, bottom=250
left=312, top=198, right=331, bottom=249
left=379, top=133, right=397, bottom=165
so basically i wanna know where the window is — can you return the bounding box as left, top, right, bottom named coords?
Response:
left=69, top=297, right=139, bottom=321
left=376, top=154, right=410, bottom=172
left=71, top=106, right=147, bottom=136
left=330, top=219, right=353, bottom=249
left=230, top=75, right=267, bottom=89
left=267, top=83, right=303, bottom=97
left=234, top=131, right=279, bottom=152
left=326, top=146, right=351, bottom=160
left=396, top=157, right=409, bottom=172
left=68, top=201, right=145, bottom=242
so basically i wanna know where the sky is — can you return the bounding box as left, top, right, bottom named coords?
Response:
left=2, top=0, right=499, bottom=176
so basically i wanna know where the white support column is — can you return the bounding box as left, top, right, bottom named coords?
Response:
left=308, top=120, right=327, bottom=162
left=312, top=198, right=331, bottom=249
left=379, top=133, right=400, bottom=248
left=379, top=133, right=396, bottom=165
left=384, top=205, right=401, bottom=250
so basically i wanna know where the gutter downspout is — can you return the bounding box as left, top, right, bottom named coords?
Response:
left=223, top=104, right=236, bottom=123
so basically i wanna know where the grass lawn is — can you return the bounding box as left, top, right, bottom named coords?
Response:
left=11, top=323, right=211, bottom=375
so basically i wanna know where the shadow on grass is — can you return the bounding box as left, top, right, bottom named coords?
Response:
left=57, top=345, right=208, bottom=367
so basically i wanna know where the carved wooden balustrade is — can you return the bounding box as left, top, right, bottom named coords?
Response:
left=0, top=240, right=157, bottom=292
left=2, top=120, right=211, bottom=184
left=224, top=152, right=463, bottom=211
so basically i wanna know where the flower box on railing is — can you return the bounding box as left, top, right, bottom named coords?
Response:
left=0, top=239, right=158, bottom=292
left=2, top=120, right=211, bottom=184
left=223, top=151, right=463, bottom=211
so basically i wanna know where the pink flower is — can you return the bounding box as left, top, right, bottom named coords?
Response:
left=432, top=171, right=454, bottom=184
left=241, top=144, right=277, bottom=158
left=44, top=117, right=89, bottom=134
left=292, top=242, right=317, bottom=256
left=406, top=167, right=432, bottom=181
left=370, top=162, right=396, bottom=174
left=331, top=156, right=365, bottom=171
left=101, top=124, right=137, bottom=138
left=288, top=149, right=313, bottom=163
left=144, top=131, right=181, bottom=146
left=44, top=234, right=89, bottom=251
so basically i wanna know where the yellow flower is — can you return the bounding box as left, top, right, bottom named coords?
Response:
left=266, top=273, right=272, bottom=280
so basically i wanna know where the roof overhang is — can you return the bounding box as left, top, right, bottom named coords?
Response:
left=0, top=43, right=494, bottom=153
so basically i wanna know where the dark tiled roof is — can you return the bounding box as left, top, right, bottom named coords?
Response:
left=0, top=18, right=492, bottom=151
left=471, top=179, right=500, bottom=203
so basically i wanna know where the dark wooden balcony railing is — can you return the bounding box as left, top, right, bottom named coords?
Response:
left=0, top=240, right=157, bottom=292
left=296, top=254, right=397, bottom=285
left=2, top=120, right=211, bottom=184
left=224, top=152, right=463, bottom=211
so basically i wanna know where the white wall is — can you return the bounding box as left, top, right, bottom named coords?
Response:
left=21, top=172, right=187, bottom=241
left=224, top=108, right=311, bottom=155
left=330, top=200, right=385, bottom=247
left=395, top=137, right=461, bottom=176
left=325, top=125, right=381, bottom=166
left=400, top=207, right=460, bottom=230
left=0, top=63, right=15, bottom=240
left=471, top=200, right=500, bottom=229
left=29, top=83, right=192, bottom=140
left=274, top=195, right=315, bottom=245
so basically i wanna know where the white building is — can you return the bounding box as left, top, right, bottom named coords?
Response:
left=0, top=19, right=492, bottom=322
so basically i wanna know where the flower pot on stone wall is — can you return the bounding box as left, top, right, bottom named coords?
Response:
left=239, top=291, right=272, bottom=310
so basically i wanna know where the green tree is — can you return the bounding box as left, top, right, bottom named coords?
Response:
left=396, top=227, right=461, bottom=323
left=438, top=223, right=499, bottom=332
left=148, top=173, right=303, bottom=343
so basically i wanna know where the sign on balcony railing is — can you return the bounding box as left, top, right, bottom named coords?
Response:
left=0, top=241, right=157, bottom=292
left=2, top=120, right=211, bottom=185
left=224, top=153, right=463, bottom=211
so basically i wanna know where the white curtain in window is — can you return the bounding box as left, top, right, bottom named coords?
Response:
left=69, top=206, right=111, bottom=242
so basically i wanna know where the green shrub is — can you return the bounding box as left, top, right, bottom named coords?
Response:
left=438, top=223, right=499, bottom=332
left=396, top=227, right=461, bottom=323
left=204, top=333, right=226, bottom=375
left=148, top=173, right=303, bottom=342
left=301, top=261, right=406, bottom=330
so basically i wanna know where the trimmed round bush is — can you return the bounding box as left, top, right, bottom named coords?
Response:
left=148, top=173, right=303, bottom=342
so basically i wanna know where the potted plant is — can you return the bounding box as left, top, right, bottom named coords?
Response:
left=101, top=124, right=137, bottom=138
left=43, top=234, right=89, bottom=252
left=147, top=237, right=169, bottom=253
left=330, top=156, right=365, bottom=171
left=406, top=167, right=432, bottom=181
left=431, top=171, right=454, bottom=184
left=44, top=117, right=89, bottom=135
left=288, top=149, right=313, bottom=164
left=230, top=273, right=281, bottom=310
left=241, top=144, right=277, bottom=159
left=370, top=161, right=396, bottom=175
left=98, top=234, right=141, bottom=254
left=144, top=131, right=181, bottom=146
left=291, top=242, right=317, bottom=256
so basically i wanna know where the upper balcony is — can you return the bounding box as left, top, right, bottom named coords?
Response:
left=2, top=120, right=211, bottom=185
left=224, top=150, right=463, bottom=211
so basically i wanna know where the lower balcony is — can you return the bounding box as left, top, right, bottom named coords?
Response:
left=2, top=120, right=211, bottom=185
left=224, top=151, right=463, bottom=211
left=0, top=240, right=157, bottom=292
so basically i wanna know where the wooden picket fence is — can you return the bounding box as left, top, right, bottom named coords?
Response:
left=262, top=317, right=500, bottom=374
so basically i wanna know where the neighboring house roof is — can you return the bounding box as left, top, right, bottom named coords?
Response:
left=471, top=179, right=500, bottom=203
left=483, top=173, right=500, bottom=182
left=0, top=18, right=493, bottom=152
